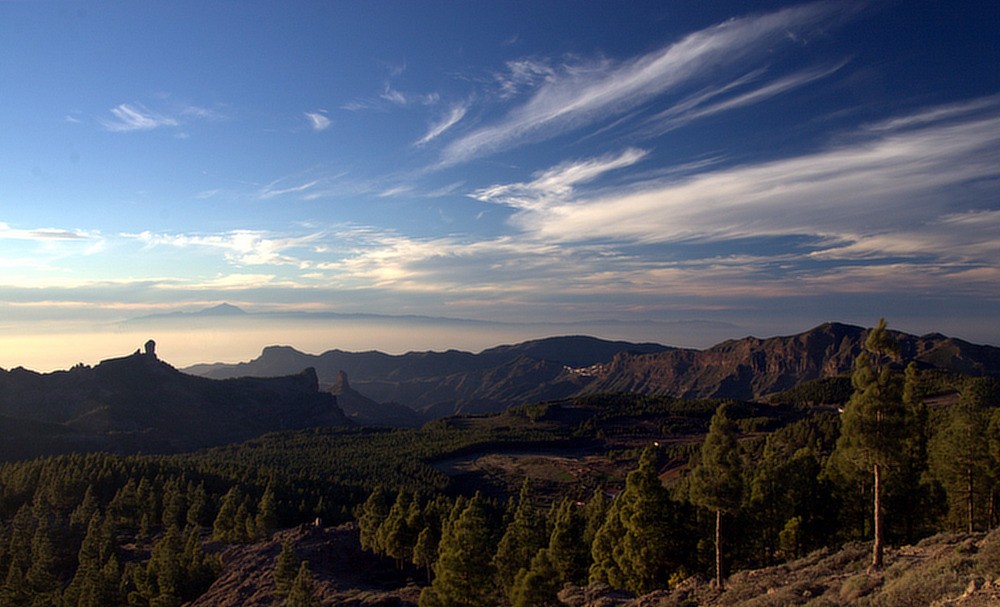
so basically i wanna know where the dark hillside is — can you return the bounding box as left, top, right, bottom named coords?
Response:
left=0, top=345, right=349, bottom=457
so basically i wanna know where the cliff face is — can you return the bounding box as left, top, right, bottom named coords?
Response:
left=583, top=323, right=1000, bottom=400
left=0, top=349, right=350, bottom=459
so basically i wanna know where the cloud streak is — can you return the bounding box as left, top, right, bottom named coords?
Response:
left=470, top=147, right=648, bottom=211
left=416, top=103, right=469, bottom=146
left=0, top=222, right=90, bottom=241
left=101, top=104, right=180, bottom=132
left=501, top=98, right=1000, bottom=259
left=440, top=2, right=846, bottom=164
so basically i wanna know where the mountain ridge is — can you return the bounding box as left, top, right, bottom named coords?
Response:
left=183, top=323, right=1000, bottom=421
left=0, top=345, right=350, bottom=460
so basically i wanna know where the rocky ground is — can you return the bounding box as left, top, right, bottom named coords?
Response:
left=187, top=524, right=1000, bottom=607
left=560, top=530, right=1000, bottom=607
left=186, top=523, right=421, bottom=607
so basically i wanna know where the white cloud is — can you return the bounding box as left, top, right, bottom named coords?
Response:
left=99, top=100, right=227, bottom=133
left=101, top=103, right=179, bottom=132
left=127, top=229, right=323, bottom=267
left=500, top=99, right=1000, bottom=259
left=470, top=147, right=648, bottom=211
left=305, top=111, right=331, bottom=131
left=0, top=222, right=90, bottom=241
left=644, top=61, right=847, bottom=136
left=257, top=179, right=319, bottom=200
left=168, top=273, right=281, bottom=291
left=416, top=102, right=469, bottom=145
left=494, top=58, right=555, bottom=98
left=441, top=2, right=845, bottom=164
left=381, top=85, right=408, bottom=105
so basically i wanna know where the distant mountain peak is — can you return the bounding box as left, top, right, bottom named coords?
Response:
left=198, top=303, right=247, bottom=316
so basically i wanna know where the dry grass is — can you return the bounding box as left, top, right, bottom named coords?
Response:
left=562, top=531, right=1000, bottom=607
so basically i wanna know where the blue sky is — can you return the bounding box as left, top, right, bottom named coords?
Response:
left=2, top=1, right=999, bottom=369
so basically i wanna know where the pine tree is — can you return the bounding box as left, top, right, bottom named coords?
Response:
left=254, top=485, right=279, bottom=540
left=412, top=525, right=439, bottom=582
left=160, top=479, right=187, bottom=531
left=582, top=489, right=608, bottom=549
left=930, top=378, right=992, bottom=532
left=588, top=495, right=626, bottom=588
left=988, top=408, right=1000, bottom=529
left=284, top=561, right=320, bottom=607
left=357, top=486, right=391, bottom=554
left=2, top=562, right=30, bottom=607
left=145, top=524, right=183, bottom=607
left=185, top=483, right=210, bottom=528
left=273, top=539, right=300, bottom=598
left=63, top=512, right=115, bottom=607
left=212, top=487, right=243, bottom=543
left=69, top=486, right=100, bottom=530
left=590, top=447, right=687, bottom=594
left=25, top=512, right=61, bottom=606
left=510, top=548, right=561, bottom=607
left=180, top=524, right=219, bottom=599
left=235, top=499, right=254, bottom=543
left=377, top=489, right=418, bottom=568
left=493, top=480, right=548, bottom=601
left=833, top=318, right=905, bottom=570
left=689, top=404, right=743, bottom=590
left=419, top=493, right=497, bottom=607
left=893, top=362, right=937, bottom=541
left=546, top=499, right=588, bottom=586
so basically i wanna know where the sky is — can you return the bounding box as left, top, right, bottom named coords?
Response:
left=1, top=1, right=999, bottom=371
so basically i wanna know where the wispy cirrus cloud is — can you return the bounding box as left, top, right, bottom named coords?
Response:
left=305, top=110, right=331, bottom=131
left=494, top=58, right=555, bottom=99
left=500, top=98, right=1000, bottom=254
left=470, top=147, right=647, bottom=211
left=440, top=2, right=849, bottom=165
left=99, top=101, right=227, bottom=132
left=416, top=102, right=469, bottom=146
left=644, top=61, right=848, bottom=136
left=101, top=103, right=179, bottom=132
left=257, top=179, right=320, bottom=200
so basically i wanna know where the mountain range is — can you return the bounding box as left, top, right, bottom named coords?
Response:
left=2, top=322, right=997, bottom=459
left=186, top=322, right=1000, bottom=424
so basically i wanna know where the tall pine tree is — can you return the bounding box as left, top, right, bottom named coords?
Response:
left=689, top=403, right=743, bottom=590
left=930, top=378, right=992, bottom=532
left=833, top=318, right=905, bottom=570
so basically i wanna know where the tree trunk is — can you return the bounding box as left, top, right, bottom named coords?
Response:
left=990, top=487, right=997, bottom=530
left=715, top=509, right=724, bottom=590
left=968, top=467, right=975, bottom=534
left=871, top=463, right=884, bottom=571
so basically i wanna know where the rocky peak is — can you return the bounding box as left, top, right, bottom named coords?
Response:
left=331, top=370, right=350, bottom=393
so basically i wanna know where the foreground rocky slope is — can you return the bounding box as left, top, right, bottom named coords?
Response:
left=192, top=523, right=1000, bottom=607
left=565, top=530, right=1000, bottom=607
